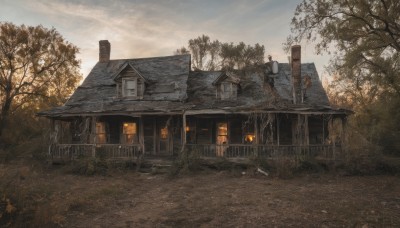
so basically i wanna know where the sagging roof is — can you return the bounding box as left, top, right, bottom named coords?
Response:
left=186, top=63, right=332, bottom=112
left=39, top=55, right=350, bottom=117
left=67, top=54, right=191, bottom=104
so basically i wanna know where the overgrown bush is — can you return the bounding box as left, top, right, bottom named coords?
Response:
left=169, top=147, right=203, bottom=176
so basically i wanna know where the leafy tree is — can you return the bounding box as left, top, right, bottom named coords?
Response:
left=286, top=0, right=400, bottom=154
left=220, top=42, right=264, bottom=70
left=177, top=35, right=265, bottom=71
left=0, top=22, right=81, bottom=145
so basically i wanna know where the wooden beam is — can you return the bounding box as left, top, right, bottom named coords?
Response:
left=91, top=116, right=97, bottom=144
left=305, top=114, right=309, bottom=146
left=182, top=113, right=187, bottom=145
left=254, top=114, right=259, bottom=144
left=277, top=114, right=280, bottom=146
left=139, top=116, right=145, bottom=154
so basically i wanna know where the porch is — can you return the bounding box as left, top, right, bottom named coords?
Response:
left=48, top=112, right=346, bottom=161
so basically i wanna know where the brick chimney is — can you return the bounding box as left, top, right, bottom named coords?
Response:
left=291, top=45, right=302, bottom=104
left=99, top=40, right=110, bottom=62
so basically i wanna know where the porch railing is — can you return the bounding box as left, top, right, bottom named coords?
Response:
left=186, top=144, right=342, bottom=160
left=49, top=144, right=142, bottom=161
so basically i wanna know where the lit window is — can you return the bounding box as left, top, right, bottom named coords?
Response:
left=123, top=78, right=137, bottom=97
left=244, top=134, right=255, bottom=143
left=160, top=127, right=168, bottom=139
left=216, top=122, right=228, bottom=157
left=217, top=122, right=228, bottom=144
left=122, top=122, right=137, bottom=144
left=96, top=122, right=107, bottom=144
left=243, top=124, right=255, bottom=144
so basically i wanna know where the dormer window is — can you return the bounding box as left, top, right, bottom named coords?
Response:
left=123, top=78, right=137, bottom=97
left=213, top=71, right=240, bottom=100
left=220, top=82, right=236, bottom=100
left=113, top=62, right=147, bottom=99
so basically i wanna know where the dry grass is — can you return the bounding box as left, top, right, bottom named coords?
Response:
left=1, top=160, right=400, bottom=227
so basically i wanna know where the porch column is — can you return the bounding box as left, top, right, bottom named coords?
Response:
left=90, top=116, right=97, bottom=157
left=341, top=116, right=347, bottom=156
left=50, top=119, right=59, bottom=145
left=139, top=116, right=145, bottom=154
left=182, top=113, right=187, bottom=145
left=277, top=114, right=280, bottom=146
left=254, top=113, right=259, bottom=144
left=304, top=114, right=309, bottom=146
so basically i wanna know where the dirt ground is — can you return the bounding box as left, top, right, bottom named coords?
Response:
left=1, top=164, right=400, bottom=227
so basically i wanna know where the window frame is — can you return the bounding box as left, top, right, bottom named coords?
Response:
left=122, top=78, right=138, bottom=97
left=219, top=82, right=237, bottom=100
left=95, top=122, right=107, bottom=144
left=122, top=122, right=138, bottom=144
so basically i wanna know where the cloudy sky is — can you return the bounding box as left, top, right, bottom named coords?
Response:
left=1, top=0, right=330, bottom=79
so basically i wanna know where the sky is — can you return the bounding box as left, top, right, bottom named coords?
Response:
left=0, top=0, right=331, bottom=80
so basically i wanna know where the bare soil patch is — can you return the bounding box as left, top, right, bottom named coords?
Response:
left=1, top=163, right=399, bottom=227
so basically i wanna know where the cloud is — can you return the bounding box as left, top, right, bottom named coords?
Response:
left=2, top=0, right=328, bottom=78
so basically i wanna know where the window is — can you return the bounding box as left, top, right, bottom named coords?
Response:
left=217, top=122, right=228, bottom=144
left=243, top=122, right=255, bottom=144
left=122, top=78, right=137, bottom=97
left=96, top=122, right=107, bottom=144
left=219, top=82, right=237, bottom=100
left=216, top=122, right=228, bottom=156
left=122, top=122, right=137, bottom=144
left=160, top=127, right=168, bottom=139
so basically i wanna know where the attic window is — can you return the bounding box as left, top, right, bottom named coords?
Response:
left=122, top=78, right=137, bottom=97
left=220, top=82, right=237, bottom=100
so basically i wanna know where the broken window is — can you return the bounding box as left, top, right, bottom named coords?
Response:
left=122, top=122, right=137, bottom=144
left=96, top=122, right=107, bottom=144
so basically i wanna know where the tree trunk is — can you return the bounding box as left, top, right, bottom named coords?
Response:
left=0, top=96, right=13, bottom=146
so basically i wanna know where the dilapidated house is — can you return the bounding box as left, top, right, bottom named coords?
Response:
left=39, top=40, right=351, bottom=161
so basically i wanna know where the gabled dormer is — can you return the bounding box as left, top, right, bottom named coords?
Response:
left=112, top=62, right=147, bottom=99
left=212, top=72, right=240, bottom=100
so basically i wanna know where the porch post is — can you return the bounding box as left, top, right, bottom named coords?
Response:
left=254, top=113, right=259, bottom=144
left=139, top=115, right=145, bottom=155
left=304, top=114, right=309, bottom=146
left=277, top=114, right=280, bottom=146
left=91, top=116, right=97, bottom=157
left=322, top=115, right=325, bottom=145
left=182, top=113, right=187, bottom=145
left=341, top=116, right=347, bottom=157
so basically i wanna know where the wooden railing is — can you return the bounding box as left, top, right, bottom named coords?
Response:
left=186, top=144, right=342, bottom=159
left=50, top=143, right=342, bottom=161
left=49, top=144, right=142, bottom=161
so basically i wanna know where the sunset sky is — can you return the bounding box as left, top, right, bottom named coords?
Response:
left=1, top=0, right=330, bottom=79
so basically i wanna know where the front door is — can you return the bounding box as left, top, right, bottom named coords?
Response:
left=216, top=122, right=228, bottom=156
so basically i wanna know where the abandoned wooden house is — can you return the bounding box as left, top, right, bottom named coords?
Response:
left=39, top=40, right=351, bottom=161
